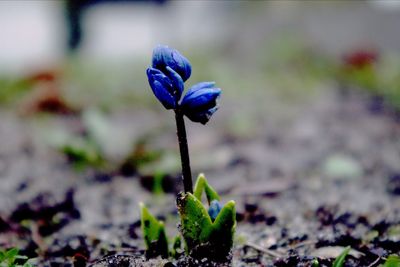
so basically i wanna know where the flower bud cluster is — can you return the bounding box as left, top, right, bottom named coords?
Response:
left=147, top=45, right=221, bottom=124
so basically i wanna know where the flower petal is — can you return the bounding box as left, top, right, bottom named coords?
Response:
left=165, top=66, right=184, bottom=99
left=181, top=86, right=221, bottom=110
left=152, top=45, right=192, bottom=81
left=146, top=68, right=176, bottom=109
left=171, top=49, right=192, bottom=81
left=180, top=82, right=221, bottom=124
left=184, top=106, right=219, bottom=125
left=184, top=82, right=216, bottom=96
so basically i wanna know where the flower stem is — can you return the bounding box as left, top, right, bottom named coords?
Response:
left=175, top=109, right=193, bottom=193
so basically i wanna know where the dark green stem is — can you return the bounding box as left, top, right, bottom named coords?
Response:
left=175, top=109, right=193, bottom=193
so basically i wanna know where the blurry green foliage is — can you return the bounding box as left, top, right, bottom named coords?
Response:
left=0, top=78, right=32, bottom=106
left=49, top=109, right=166, bottom=172
left=60, top=139, right=104, bottom=170
left=388, top=225, right=400, bottom=239
left=332, top=246, right=351, bottom=267
left=152, top=172, right=165, bottom=195
left=125, top=141, right=162, bottom=169
left=48, top=110, right=108, bottom=170
left=382, top=255, right=400, bottom=267
left=311, top=258, right=319, bottom=267
left=339, top=65, right=379, bottom=94
left=338, top=52, right=400, bottom=111
left=120, top=133, right=173, bottom=176
left=0, top=248, right=34, bottom=267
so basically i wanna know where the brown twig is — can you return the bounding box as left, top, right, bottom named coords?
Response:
left=367, top=257, right=381, bottom=267
left=245, top=242, right=284, bottom=258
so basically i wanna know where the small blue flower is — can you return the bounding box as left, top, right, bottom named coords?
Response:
left=180, top=82, right=221, bottom=124
left=147, top=45, right=222, bottom=124
left=146, top=67, right=184, bottom=109
left=152, top=45, right=192, bottom=82
left=208, top=200, right=222, bottom=222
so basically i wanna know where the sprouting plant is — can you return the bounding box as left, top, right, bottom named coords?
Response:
left=140, top=203, right=169, bottom=259
left=0, top=248, right=34, bottom=267
left=177, top=174, right=236, bottom=261
left=140, top=45, right=236, bottom=262
left=332, top=246, right=351, bottom=267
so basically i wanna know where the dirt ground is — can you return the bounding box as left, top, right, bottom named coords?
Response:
left=0, top=83, right=399, bottom=267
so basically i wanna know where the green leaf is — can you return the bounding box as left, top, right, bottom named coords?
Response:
left=5, top=248, right=19, bottom=264
left=210, top=200, right=236, bottom=258
left=333, top=246, right=351, bottom=267
left=5, top=248, right=19, bottom=258
left=176, top=193, right=213, bottom=246
left=140, top=203, right=169, bottom=258
left=383, top=255, right=400, bottom=267
left=193, top=173, right=220, bottom=204
left=312, top=258, right=320, bottom=267
left=170, top=235, right=182, bottom=259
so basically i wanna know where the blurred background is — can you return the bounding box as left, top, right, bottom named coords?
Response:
left=0, top=0, right=400, bottom=264
left=0, top=0, right=399, bottom=170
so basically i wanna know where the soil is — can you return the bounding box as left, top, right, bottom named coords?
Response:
left=0, top=87, right=399, bottom=266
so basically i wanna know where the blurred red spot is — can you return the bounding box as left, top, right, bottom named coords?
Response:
left=73, top=253, right=88, bottom=260
left=343, top=49, right=378, bottom=69
left=27, top=70, right=57, bottom=83
left=27, top=86, right=76, bottom=115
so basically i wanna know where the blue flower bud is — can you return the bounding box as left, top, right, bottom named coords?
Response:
left=208, top=200, right=222, bottom=222
left=165, top=66, right=184, bottom=96
left=152, top=45, right=192, bottom=82
left=147, top=67, right=184, bottom=109
left=180, top=82, right=221, bottom=124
